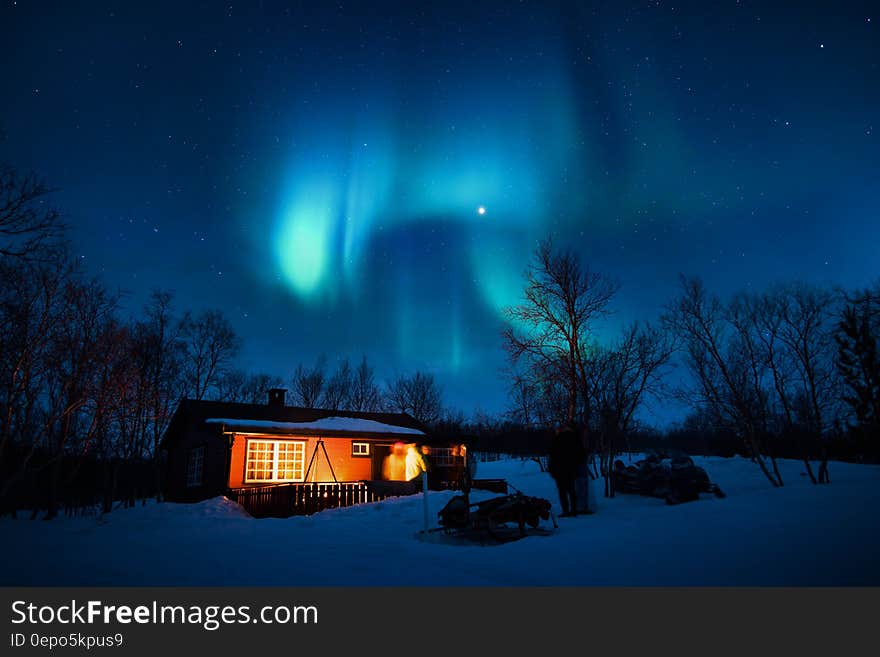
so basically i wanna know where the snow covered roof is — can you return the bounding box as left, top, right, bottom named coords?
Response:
left=161, top=399, right=430, bottom=449
left=205, top=416, right=426, bottom=436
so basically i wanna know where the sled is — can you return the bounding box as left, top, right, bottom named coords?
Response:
left=436, top=490, right=556, bottom=544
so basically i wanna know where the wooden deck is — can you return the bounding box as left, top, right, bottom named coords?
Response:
left=226, top=480, right=419, bottom=518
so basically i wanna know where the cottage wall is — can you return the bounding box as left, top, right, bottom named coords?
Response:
left=227, top=435, right=386, bottom=487
left=161, top=398, right=434, bottom=504
left=165, top=425, right=227, bottom=502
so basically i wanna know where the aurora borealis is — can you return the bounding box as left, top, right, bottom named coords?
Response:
left=270, top=13, right=579, bottom=314
left=1, top=1, right=877, bottom=417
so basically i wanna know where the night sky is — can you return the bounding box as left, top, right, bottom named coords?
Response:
left=1, top=1, right=877, bottom=420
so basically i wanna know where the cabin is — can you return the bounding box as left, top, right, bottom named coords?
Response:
left=161, top=389, right=471, bottom=517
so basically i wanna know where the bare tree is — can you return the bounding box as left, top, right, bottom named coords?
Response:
left=664, top=276, right=782, bottom=487
left=385, top=371, right=442, bottom=425
left=588, top=322, right=676, bottom=496
left=247, top=373, right=285, bottom=404
left=0, top=255, right=71, bottom=506
left=136, top=291, right=185, bottom=500
left=503, top=238, right=619, bottom=426
left=0, top=165, right=65, bottom=260
left=41, top=276, right=120, bottom=518
left=726, top=293, right=784, bottom=484
left=100, top=320, right=153, bottom=511
left=437, top=407, right=467, bottom=433
left=836, top=284, right=880, bottom=440
left=215, top=369, right=247, bottom=403
left=323, top=358, right=353, bottom=410
left=738, top=284, right=840, bottom=484
left=291, top=356, right=327, bottom=408
left=180, top=309, right=241, bottom=400
left=506, top=368, right=538, bottom=429
left=350, top=355, right=382, bottom=412
left=385, top=375, right=411, bottom=419
left=216, top=370, right=284, bottom=404
left=531, top=359, right=573, bottom=427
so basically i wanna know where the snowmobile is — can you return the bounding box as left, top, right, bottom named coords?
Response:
left=613, top=451, right=725, bottom=504
left=435, top=488, right=556, bottom=543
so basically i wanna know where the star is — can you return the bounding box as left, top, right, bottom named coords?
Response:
left=477, top=206, right=486, bottom=215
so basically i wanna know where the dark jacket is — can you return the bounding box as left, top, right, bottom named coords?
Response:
left=548, top=428, right=587, bottom=480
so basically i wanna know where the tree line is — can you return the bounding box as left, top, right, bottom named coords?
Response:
left=498, top=238, right=880, bottom=493
left=286, top=356, right=443, bottom=425
left=0, top=162, right=445, bottom=518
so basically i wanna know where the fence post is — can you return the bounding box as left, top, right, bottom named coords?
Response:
left=422, top=471, right=430, bottom=532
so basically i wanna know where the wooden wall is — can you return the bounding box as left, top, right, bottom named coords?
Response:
left=227, top=434, right=399, bottom=487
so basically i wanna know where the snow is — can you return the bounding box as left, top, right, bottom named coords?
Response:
left=2, top=456, right=879, bottom=586
left=204, top=416, right=425, bottom=435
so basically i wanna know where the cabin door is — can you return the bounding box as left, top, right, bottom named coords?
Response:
left=371, top=444, right=391, bottom=480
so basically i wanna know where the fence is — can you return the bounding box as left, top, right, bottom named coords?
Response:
left=226, top=480, right=418, bottom=518
left=0, top=450, right=157, bottom=519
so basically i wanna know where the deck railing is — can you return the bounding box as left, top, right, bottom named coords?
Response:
left=226, top=480, right=418, bottom=518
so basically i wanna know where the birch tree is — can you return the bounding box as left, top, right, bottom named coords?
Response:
left=664, top=276, right=783, bottom=487
left=502, top=238, right=618, bottom=427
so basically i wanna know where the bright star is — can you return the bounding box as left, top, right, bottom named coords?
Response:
left=477, top=206, right=486, bottom=215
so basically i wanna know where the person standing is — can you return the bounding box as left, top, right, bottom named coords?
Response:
left=548, top=423, right=587, bottom=517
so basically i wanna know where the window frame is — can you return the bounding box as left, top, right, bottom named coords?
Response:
left=428, top=447, right=463, bottom=467
left=244, top=438, right=306, bottom=484
left=186, top=445, right=205, bottom=488
left=351, top=441, right=371, bottom=458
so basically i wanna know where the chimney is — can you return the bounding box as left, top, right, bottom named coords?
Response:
left=267, top=388, right=287, bottom=408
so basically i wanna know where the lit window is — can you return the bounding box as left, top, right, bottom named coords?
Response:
left=186, top=446, right=205, bottom=487
left=352, top=442, right=370, bottom=457
left=245, top=439, right=305, bottom=483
